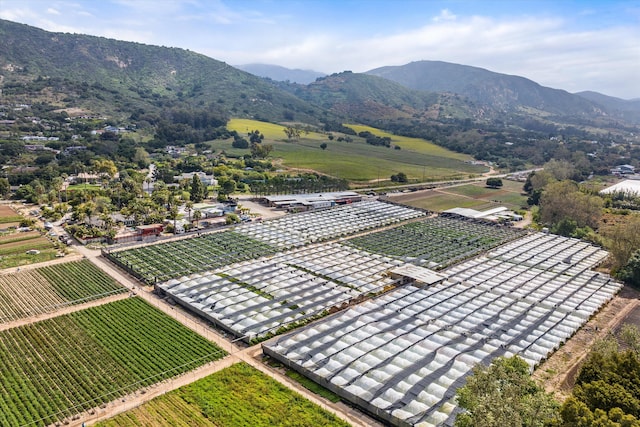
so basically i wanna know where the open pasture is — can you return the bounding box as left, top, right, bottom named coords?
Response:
left=0, top=259, right=126, bottom=323
left=390, top=180, right=527, bottom=212
left=0, top=297, right=225, bottom=427
left=223, top=119, right=486, bottom=183
left=96, top=363, right=350, bottom=427
left=345, top=216, right=526, bottom=269
left=264, top=233, right=622, bottom=427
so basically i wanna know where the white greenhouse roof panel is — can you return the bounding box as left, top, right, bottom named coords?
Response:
left=389, top=265, right=448, bottom=286
left=263, top=233, right=623, bottom=427
left=158, top=242, right=401, bottom=342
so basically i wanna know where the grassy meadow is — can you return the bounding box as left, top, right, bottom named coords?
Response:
left=224, top=119, right=487, bottom=183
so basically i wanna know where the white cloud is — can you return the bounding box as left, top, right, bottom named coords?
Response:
left=433, top=9, right=456, bottom=22
left=46, top=8, right=60, bottom=15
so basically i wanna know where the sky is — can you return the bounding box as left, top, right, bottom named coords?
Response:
left=1, top=0, right=639, bottom=99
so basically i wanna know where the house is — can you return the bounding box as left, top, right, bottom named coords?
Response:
left=611, top=164, right=636, bottom=175
left=174, top=171, right=217, bottom=187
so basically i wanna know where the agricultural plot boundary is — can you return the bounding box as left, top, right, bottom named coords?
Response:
left=0, top=259, right=126, bottom=323
left=345, top=216, right=526, bottom=270
left=0, top=297, right=226, bottom=427
left=263, top=233, right=623, bottom=427
left=158, top=242, right=403, bottom=343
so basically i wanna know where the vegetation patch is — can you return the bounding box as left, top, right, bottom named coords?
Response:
left=0, top=297, right=225, bottom=427
left=106, top=231, right=278, bottom=283
left=96, top=362, right=350, bottom=427
left=0, top=232, right=60, bottom=269
left=345, top=216, right=526, bottom=269
left=0, top=259, right=126, bottom=323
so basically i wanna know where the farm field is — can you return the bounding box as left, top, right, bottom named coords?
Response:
left=0, top=205, right=22, bottom=226
left=223, top=119, right=486, bottom=183
left=0, top=231, right=60, bottom=269
left=95, top=362, right=350, bottom=427
left=0, top=297, right=226, bottom=427
left=345, top=216, right=526, bottom=269
left=390, top=180, right=528, bottom=212
left=0, top=259, right=126, bottom=323
left=105, top=231, right=279, bottom=284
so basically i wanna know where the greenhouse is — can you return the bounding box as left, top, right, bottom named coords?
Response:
left=263, top=233, right=623, bottom=427
left=234, top=200, right=426, bottom=248
left=157, top=242, right=403, bottom=342
left=345, top=215, right=526, bottom=269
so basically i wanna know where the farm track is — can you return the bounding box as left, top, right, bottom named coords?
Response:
left=58, top=245, right=378, bottom=427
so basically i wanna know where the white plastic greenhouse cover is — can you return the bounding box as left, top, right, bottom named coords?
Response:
left=263, top=232, right=622, bottom=427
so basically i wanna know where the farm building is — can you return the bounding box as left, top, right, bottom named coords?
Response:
left=263, top=233, right=622, bottom=427
left=261, top=191, right=362, bottom=210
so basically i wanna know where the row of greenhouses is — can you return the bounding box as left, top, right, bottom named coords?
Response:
left=157, top=242, right=403, bottom=342
left=263, top=233, right=623, bottom=427
left=345, top=216, right=526, bottom=269
left=234, top=200, right=426, bottom=248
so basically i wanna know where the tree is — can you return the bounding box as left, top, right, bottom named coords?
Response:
left=539, top=180, right=602, bottom=230
left=193, top=209, right=202, bottom=229
left=283, top=126, right=301, bottom=141
left=391, top=172, right=408, bottom=183
left=618, top=249, right=640, bottom=287
left=185, top=200, right=194, bottom=223
left=251, top=143, right=273, bottom=159
left=320, top=143, right=328, bottom=150
left=168, top=205, right=180, bottom=234
left=0, top=177, right=9, bottom=198
left=486, top=177, right=503, bottom=188
left=456, top=356, right=560, bottom=427
left=190, top=174, right=205, bottom=203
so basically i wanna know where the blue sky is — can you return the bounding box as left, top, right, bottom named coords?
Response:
left=1, top=0, right=639, bottom=98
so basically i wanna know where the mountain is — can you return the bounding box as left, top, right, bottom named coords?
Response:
left=575, top=91, right=640, bottom=122
left=235, top=64, right=325, bottom=85
left=0, top=19, right=328, bottom=124
left=366, top=60, right=609, bottom=119
left=283, top=71, right=483, bottom=124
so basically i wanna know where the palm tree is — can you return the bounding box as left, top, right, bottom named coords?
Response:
left=185, top=201, right=194, bottom=223
left=169, top=205, right=180, bottom=234
left=193, top=209, right=202, bottom=230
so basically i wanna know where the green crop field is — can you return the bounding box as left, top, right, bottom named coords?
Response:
left=106, top=230, right=278, bottom=283
left=0, top=297, right=226, bottom=427
left=96, top=362, right=350, bottom=427
left=223, top=119, right=487, bottom=183
left=345, top=216, right=526, bottom=269
left=0, top=259, right=126, bottom=323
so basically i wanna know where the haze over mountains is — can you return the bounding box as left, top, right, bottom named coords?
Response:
left=1, top=18, right=639, bottom=129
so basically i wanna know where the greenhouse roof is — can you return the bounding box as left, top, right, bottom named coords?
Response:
left=389, top=265, right=447, bottom=286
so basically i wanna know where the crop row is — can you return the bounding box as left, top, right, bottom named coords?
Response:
left=0, top=260, right=127, bottom=323
left=345, top=216, right=526, bottom=269
left=106, top=231, right=278, bottom=283
left=0, top=297, right=226, bottom=426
